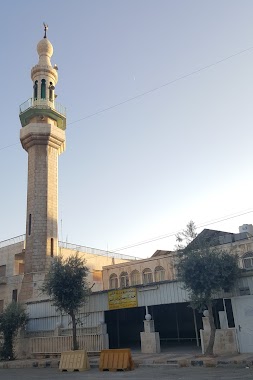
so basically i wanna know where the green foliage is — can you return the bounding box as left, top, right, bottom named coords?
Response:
left=177, top=245, right=240, bottom=307
left=42, top=254, right=90, bottom=315
left=177, top=221, right=240, bottom=355
left=42, top=254, right=90, bottom=350
left=175, top=220, right=198, bottom=251
left=0, top=302, right=28, bottom=360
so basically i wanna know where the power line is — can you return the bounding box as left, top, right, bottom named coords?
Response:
left=1, top=45, right=253, bottom=152
left=3, top=209, right=252, bottom=286
left=0, top=143, right=19, bottom=151
left=112, top=209, right=253, bottom=252
left=68, top=45, right=253, bottom=126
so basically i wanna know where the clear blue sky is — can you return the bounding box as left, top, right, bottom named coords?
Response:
left=1, top=1, right=253, bottom=258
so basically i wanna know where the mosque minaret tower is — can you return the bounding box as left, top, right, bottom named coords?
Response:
left=19, top=25, right=66, bottom=300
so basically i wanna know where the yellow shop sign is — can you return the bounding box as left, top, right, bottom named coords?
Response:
left=108, top=288, right=138, bottom=310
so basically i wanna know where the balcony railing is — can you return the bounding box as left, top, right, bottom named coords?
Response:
left=19, top=98, right=66, bottom=117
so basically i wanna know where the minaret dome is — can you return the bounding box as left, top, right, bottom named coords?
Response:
left=37, top=37, right=54, bottom=66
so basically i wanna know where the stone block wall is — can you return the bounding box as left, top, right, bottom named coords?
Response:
left=200, top=328, right=238, bottom=355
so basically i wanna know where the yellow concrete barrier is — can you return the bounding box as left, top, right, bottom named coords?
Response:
left=59, top=350, right=90, bottom=372
left=99, top=348, right=134, bottom=371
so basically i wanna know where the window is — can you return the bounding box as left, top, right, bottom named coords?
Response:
left=51, top=238, right=54, bottom=257
left=0, top=265, right=6, bottom=277
left=28, top=214, right=32, bottom=236
left=12, top=289, right=18, bottom=302
left=93, top=270, right=102, bottom=282
left=142, top=268, right=153, bottom=285
left=154, top=266, right=165, bottom=282
left=41, top=79, right=46, bottom=99
left=120, top=272, right=129, bottom=288
left=49, top=82, right=54, bottom=101
left=242, top=252, right=253, bottom=269
left=130, top=270, right=140, bottom=286
left=19, top=263, right=24, bottom=274
left=109, top=273, right=118, bottom=289
left=0, top=300, right=3, bottom=314
left=33, top=80, right=38, bottom=100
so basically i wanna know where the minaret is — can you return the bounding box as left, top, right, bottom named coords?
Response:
left=19, top=25, right=66, bottom=300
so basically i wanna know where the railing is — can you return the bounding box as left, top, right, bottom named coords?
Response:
left=0, top=235, right=139, bottom=261
left=59, top=241, right=140, bottom=261
left=19, top=98, right=66, bottom=117
left=29, top=334, right=106, bottom=354
left=25, top=326, right=101, bottom=338
left=0, top=234, right=25, bottom=249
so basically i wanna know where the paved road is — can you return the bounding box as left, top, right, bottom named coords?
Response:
left=0, top=366, right=252, bottom=379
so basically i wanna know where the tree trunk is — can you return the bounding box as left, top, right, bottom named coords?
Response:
left=205, top=300, right=216, bottom=356
left=3, top=332, right=14, bottom=360
left=70, top=311, right=78, bottom=350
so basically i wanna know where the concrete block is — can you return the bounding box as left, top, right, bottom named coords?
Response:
left=140, top=332, right=160, bottom=353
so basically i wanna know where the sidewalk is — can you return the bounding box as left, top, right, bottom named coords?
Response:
left=0, top=349, right=253, bottom=369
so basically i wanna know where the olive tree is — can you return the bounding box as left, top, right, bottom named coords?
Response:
left=176, top=222, right=240, bottom=355
left=42, top=254, right=90, bottom=350
left=0, top=301, right=28, bottom=360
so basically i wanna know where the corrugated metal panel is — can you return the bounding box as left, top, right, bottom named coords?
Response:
left=27, top=293, right=108, bottom=320
left=59, top=311, right=104, bottom=329
left=83, top=292, right=108, bottom=313
left=76, top=311, right=104, bottom=327
left=25, top=275, right=253, bottom=332
left=27, top=281, right=190, bottom=323
left=27, top=311, right=104, bottom=331
left=27, top=302, right=59, bottom=318
left=137, top=281, right=190, bottom=307
left=27, top=316, right=60, bottom=331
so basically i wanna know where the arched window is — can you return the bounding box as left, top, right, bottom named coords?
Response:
left=142, top=268, right=153, bottom=285
left=130, top=270, right=140, bottom=286
left=33, top=80, right=38, bottom=100
left=120, top=272, right=129, bottom=288
left=109, top=273, right=118, bottom=289
left=154, top=266, right=165, bottom=282
left=49, top=82, right=54, bottom=101
left=242, top=252, right=253, bottom=269
left=50, top=238, right=54, bottom=257
left=41, top=79, right=46, bottom=99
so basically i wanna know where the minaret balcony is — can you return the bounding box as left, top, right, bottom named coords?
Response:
left=19, top=98, right=66, bottom=130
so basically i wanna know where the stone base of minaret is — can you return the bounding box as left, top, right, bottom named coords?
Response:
left=18, top=274, right=34, bottom=303
left=18, top=271, right=49, bottom=303
left=140, top=316, right=160, bottom=353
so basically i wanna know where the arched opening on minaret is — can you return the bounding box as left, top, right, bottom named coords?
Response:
left=41, top=79, right=46, bottom=99
left=49, top=82, right=54, bottom=102
left=33, top=80, right=38, bottom=100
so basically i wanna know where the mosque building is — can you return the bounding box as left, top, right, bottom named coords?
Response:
left=1, top=27, right=253, bottom=357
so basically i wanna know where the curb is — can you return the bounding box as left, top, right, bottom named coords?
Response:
left=0, top=357, right=253, bottom=369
